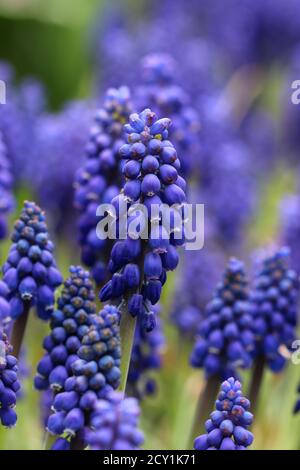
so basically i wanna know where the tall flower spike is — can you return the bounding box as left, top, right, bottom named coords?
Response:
left=137, top=53, right=200, bottom=177
left=194, top=377, right=254, bottom=451
left=128, top=308, right=165, bottom=399
left=85, top=391, right=144, bottom=450
left=190, top=258, right=254, bottom=380
left=0, top=131, right=15, bottom=240
left=0, top=330, right=20, bottom=427
left=100, top=108, right=187, bottom=332
left=74, top=87, right=132, bottom=285
left=3, top=201, right=63, bottom=357
left=46, top=306, right=121, bottom=446
left=250, top=247, right=299, bottom=372
left=34, top=266, right=96, bottom=392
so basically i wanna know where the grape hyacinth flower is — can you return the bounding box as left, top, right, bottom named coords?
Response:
left=128, top=310, right=165, bottom=399
left=100, top=108, right=187, bottom=333
left=2, top=201, right=63, bottom=357
left=0, top=131, right=14, bottom=240
left=190, top=258, right=254, bottom=380
left=46, top=306, right=121, bottom=448
left=171, top=240, right=224, bottom=337
left=279, top=195, right=300, bottom=274
left=250, top=247, right=299, bottom=373
left=34, top=101, right=91, bottom=235
left=137, top=53, right=201, bottom=177
left=248, top=247, right=299, bottom=412
left=0, top=280, right=11, bottom=327
left=189, top=259, right=254, bottom=443
left=0, top=330, right=20, bottom=427
left=194, top=377, right=254, bottom=451
left=34, top=266, right=96, bottom=392
left=85, top=391, right=144, bottom=450
left=74, top=87, right=132, bottom=285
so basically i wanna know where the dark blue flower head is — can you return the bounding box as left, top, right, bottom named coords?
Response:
left=2, top=201, right=63, bottom=321
left=0, top=131, right=15, bottom=240
left=190, top=258, right=254, bottom=380
left=171, top=239, right=225, bottom=336
left=194, top=377, right=254, bottom=451
left=34, top=101, right=91, bottom=234
left=279, top=195, right=300, bottom=273
left=46, top=305, right=121, bottom=440
left=0, top=330, right=20, bottom=427
left=85, top=391, right=144, bottom=450
left=250, top=247, right=299, bottom=372
left=128, top=306, right=165, bottom=399
left=100, top=108, right=187, bottom=331
left=34, top=266, right=96, bottom=392
left=74, top=87, right=132, bottom=285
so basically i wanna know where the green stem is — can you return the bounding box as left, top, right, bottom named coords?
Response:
left=43, top=431, right=56, bottom=450
left=119, top=305, right=137, bottom=395
left=189, top=375, right=219, bottom=449
left=10, top=302, right=30, bottom=358
left=248, top=356, right=265, bottom=417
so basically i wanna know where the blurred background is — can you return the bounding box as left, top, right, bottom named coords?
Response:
left=0, top=0, right=300, bottom=450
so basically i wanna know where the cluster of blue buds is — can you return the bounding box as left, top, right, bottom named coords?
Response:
left=34, top=266, right=96, bottom=391
left=190, top=259, right=254, bottom=379
left=74, top=87, right=132, bottom=285
left=46, top=306, right=121, bottom=442
left=0, top=330, right=20, bottom=427
left=194, top=377, right=254, bottom=450
left=0, top=280, right=11, bottom=326
left=100, top=108, right=186, bottom=332
left=0, top=131, right=15, bottom=240
left=250, top=247, right=299, bottom=372
left=2, top=201, right=63, bottom=321
left=85, top=391, right=144, bottom=450
left=128, top=310, right=165, bottom=399
left=137, top=53, right=200, bottom=177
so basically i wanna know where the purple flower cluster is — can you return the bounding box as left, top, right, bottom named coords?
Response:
left=34, top=266, right=96, bottom=392
left=128, top=309, right=165, bottom=399
left=190, top=259, right=254, bottom=380
left=0, top=131, right=14, bottom=240
left=137, top=53, right=200, bottom=177
left=250, top=247, right=299, bottom=372
left=74, top=87, right=132, bottom=284
left=0, top=279, right=11, bottom=326
left=100, top=108, right=186, bottom=331
left=0, top=330, right=20, bottom=427
left=85, top=392, right=144, bottom=450
left=46, top=306, right=121, bottom=442
left=279, top=195, right=300, bottom=274
left=194, top=377, right=254, bottom=450
left=34, top=101, right=91, bottom=233
left=2, top=201, right=63, bottom=321
left=171, top=241, right=224, bottom=337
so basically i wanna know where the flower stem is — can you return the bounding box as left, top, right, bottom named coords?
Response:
left=248, top=356, right=265, bottom=416
left=10, top=302, right=30, bottom=358
left=42, top=431, right=56, bottom=450
left=119, top=306, right=137, bottom=395
left=189, top=375, right=219, bottom=449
